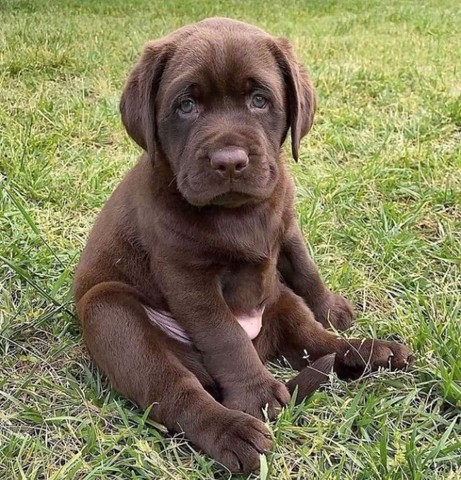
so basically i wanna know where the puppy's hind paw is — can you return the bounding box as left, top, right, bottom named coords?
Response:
left=286, top=353, right=336, bottom=404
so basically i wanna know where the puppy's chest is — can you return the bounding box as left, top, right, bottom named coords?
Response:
left=144, top=260, right=277, bottom=345
left=220, top=260, right=278, bottom=314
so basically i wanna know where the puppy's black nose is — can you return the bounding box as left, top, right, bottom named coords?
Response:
left=209, top=147, right=249, bottom=177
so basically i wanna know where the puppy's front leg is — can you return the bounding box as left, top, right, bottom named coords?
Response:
left=278, top=221, right=355, bottom=331
left=158, top=262, right=290, bottom=420
left=77, top=281, right=272, bottom=473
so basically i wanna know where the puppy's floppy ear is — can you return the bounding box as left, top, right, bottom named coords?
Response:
left=120, top=40, right=174, bottom=157
left=270, top=38, right=316, bottom=161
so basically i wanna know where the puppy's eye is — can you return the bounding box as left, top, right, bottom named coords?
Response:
left=250, top=94, right=268, bottom=109
left=179, top=98, right=196, bottom=114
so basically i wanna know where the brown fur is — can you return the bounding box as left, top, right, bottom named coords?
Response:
left=74, top=18, right=411, bottom=473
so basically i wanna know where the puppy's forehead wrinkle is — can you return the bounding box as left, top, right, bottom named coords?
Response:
left=163, top=34, right=282, bottom=97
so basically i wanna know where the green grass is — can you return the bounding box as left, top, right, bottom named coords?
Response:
left=1, top=0, right=460, bottom=478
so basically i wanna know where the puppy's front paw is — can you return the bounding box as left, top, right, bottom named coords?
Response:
left=336, top=338, right=413, bottom=379
left=222, top=373, right=290, bottom=421
left=313, top=291, right=355, bottom=331
left=196, top=409, right=273, bottom=473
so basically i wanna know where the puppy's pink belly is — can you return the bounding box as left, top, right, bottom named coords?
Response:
left=235, top=308, right=264, bottom=340
left=144, top=306, right=264, bottom=343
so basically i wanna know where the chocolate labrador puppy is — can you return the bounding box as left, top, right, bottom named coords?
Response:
left=74, top=18, right=412, bottom=473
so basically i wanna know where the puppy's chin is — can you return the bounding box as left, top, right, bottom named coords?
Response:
left=181, top=189, right=268, bottom=208
left=179, top=181, right=278, bottom=208
left=209, top=192, right=260, bottom=208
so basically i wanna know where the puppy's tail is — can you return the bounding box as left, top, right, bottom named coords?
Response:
left=286, top=353, right=336, bottom=404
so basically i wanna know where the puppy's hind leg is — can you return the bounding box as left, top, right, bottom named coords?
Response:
left=77, top=281, right=272, bottom=473
left=270, top=286, right=412, bottom=403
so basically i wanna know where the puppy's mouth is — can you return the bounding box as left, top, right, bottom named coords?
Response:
left=178, top=162, right=278, bottom=207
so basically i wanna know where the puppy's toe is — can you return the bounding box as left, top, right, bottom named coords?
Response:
left=315, top=293, right=355, bottom=332
left=336, top=339, right=412, bottom=378
left=365, top=340, right=412, bottom=370
left=387, top=342, right=413, bottom=369
left=203, top=411, right=272, bottom=473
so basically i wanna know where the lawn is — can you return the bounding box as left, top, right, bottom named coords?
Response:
left=1, top=0, right=460, bottom=478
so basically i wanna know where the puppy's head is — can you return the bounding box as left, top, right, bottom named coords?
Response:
left=120, top=18, right=316, bottom=207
